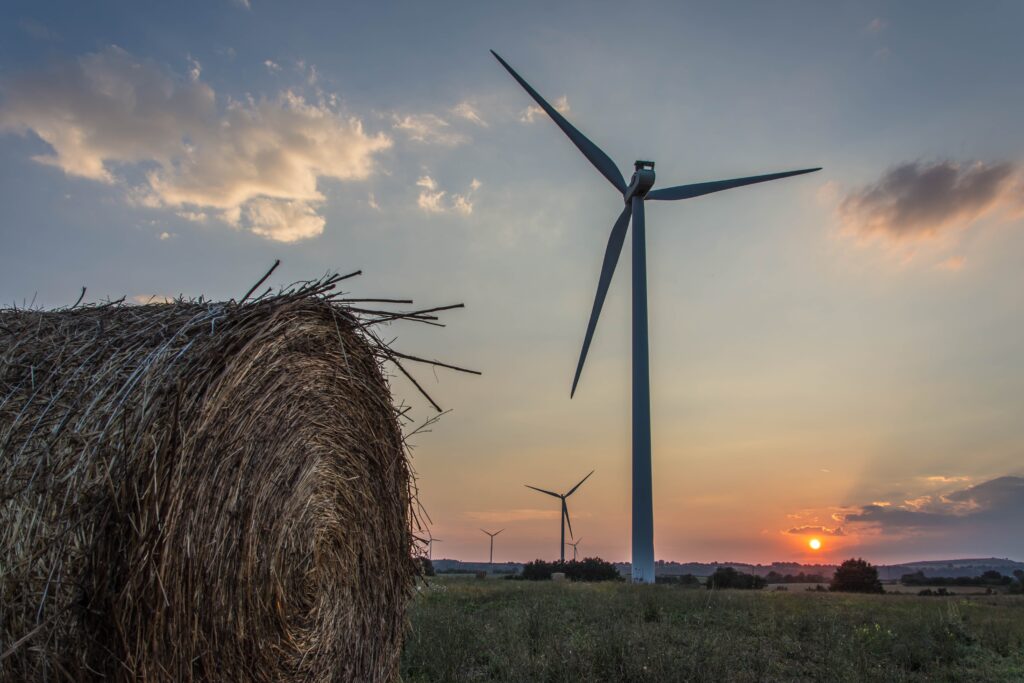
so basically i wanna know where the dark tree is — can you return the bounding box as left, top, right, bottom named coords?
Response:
left=706, top=566, right=766, bottom=590
left=566, top=557, right=621, bottom=582
left=830, top=558, right=884, bottom=593
left=521, top=558, right=621, bottom=582
left=521, top=559, right=556, bottom=581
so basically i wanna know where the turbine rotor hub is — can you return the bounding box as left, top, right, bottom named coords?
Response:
left=626, top=160, right=656, bottom=202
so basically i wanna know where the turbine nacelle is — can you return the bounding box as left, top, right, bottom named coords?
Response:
left=625, top=161, right=656, bottom=202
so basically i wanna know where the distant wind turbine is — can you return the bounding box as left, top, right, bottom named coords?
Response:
left=566, top=538, right=582, bottom=562
left=526, top=470, right=593, bottom=562
left=427, top=535, right=442, bottom=561
left=480, top=528, right=504, bottom=565
left=492, top=50, right=821, bottom=583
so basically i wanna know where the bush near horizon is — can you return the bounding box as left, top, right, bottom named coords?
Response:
left=706, top=566, right=767, bottom=590
left=900, top=569, right=1013, bottom=587
left=830, top=558, right=884, bottom=594
left=519, top=558, right=621, bottom=582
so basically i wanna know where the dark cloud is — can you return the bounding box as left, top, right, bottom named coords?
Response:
left=786, top=525, right=845, bottom=536
left=843, top=476, right=1024, bottom=531
left=839, top=160, right=1020, bottom=241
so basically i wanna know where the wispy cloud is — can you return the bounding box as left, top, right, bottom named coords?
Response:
left=0, top=46, right=391, bottom=242
left=865, top=18, right=887, bottom=34
left=520, top=95, right=569, bottom=123
left=131, top=294, right=176, bottom=304
left=786, top=525, right=846, bottom=536
left=837, top=160, right=1022, bottom=247
left=392, top=113, right=467, bottom=145
left=451, top=101, right=487, bottom=127
left=19, top=18, right=59, bottom=42
left=416, top=175, right=481, bottom=215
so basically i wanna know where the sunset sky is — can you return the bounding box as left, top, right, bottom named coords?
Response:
left=2, top=1, right=1022, bottom=566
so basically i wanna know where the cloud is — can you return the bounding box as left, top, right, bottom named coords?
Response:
left=19, top=18, right=59, bottom=42
left=232, top=0, right=251, bottom=9
left=935, top=255, right=965, bottom=271
left=786, top=525, right=846, bottom=537
left=521, top=95, right=569, bottom=123
left=451, top=101, right=487, bottom=127
left=0, top=46, right=391, bottom=242
left=921, top=475, right=972, bottom=485
left=264, top=59, right=281, bottom=73
left=131, top=294, right=175, bottom=304
left=392, top=113, right=467, bottom=145
left=865, top=18, right=887, bottom=34
left=841, top=476, right=1024, bottom=532
left=243, top=197, right=325, bottom=242
left=837, top=160, right=1022, bottom=246
left=416, top=175, right=480, bottom=215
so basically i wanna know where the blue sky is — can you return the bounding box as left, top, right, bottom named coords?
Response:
left=2, top=0, right=1023, bottom=564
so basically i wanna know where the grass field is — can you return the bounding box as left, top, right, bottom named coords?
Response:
left=401, top=578, right=1024, bottom=682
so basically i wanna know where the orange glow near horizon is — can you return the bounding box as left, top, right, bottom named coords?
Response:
left=808, top=538, right=822, bottom=551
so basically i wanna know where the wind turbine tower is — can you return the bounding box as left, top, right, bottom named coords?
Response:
left=525, top=470, right=593, bottom=562
left=566, top=538, right=582, bottom=562
left=493, top=51, right=821, bottom=583
left=481, top=528, right=504, bottom=565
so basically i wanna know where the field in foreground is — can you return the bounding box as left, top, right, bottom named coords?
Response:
left=401, top=579, right=1024, bottom=682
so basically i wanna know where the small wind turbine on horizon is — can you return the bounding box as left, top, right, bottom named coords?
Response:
left=426, top=534, right=442, bottom=561
left=493, top=50, right=821, bottom=583
left=481, top=528, right=504, bottom=565
left=526, top=470, right=593, bottom=562
left=566, top=538, right=582, bottom=562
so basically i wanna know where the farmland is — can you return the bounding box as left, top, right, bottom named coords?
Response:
left=402, top=578, right=1024, bottom=682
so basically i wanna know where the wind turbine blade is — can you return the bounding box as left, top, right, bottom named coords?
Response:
left=496, top=529, right=504, bottom=536
left=563, top=499, right=574, bottom=540
left=646, top=168, right=822, bottom=201
left=571, top=205, right=631, bottom=397
left=525, top=484, right=561, bottom=498
left=566, top=470, right=594, bottom=497
left=491, top=51, right=626, bottom=193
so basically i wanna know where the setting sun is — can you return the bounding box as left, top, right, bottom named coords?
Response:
left=809, top=538, right=822, bottom=551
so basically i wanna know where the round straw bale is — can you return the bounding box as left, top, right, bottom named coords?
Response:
left=1, top=286, right=415, bottom=681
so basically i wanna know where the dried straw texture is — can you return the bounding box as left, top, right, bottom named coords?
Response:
left=1, top=282, right=417, bottom=681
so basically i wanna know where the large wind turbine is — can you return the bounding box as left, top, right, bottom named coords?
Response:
left=525, top=470, right=593, bottom=562
left=566, top=538, right=582, bottom=562
left=493, top=51, right=821, bottom=583
left=480, top=528, right=504, bottom=565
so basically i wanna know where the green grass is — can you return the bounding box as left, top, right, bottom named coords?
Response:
left=401, top=579, right=1024, bottom=682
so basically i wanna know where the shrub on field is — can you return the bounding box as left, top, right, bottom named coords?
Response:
left=520, top=558, right=621, bottom=582
left=706, top=567, right=766, bottom=590
left=830, top=558, right=884, bottom=593
left=522, top=560, right=555, bottom=580
left=902, top=570, right=1013, bottom=587
left=415, top=557, right=436, bottom=577
left=765, top=570, right=828, bottom=584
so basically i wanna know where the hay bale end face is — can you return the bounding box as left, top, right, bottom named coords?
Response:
left=1, top=277, right=427, bottom=681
